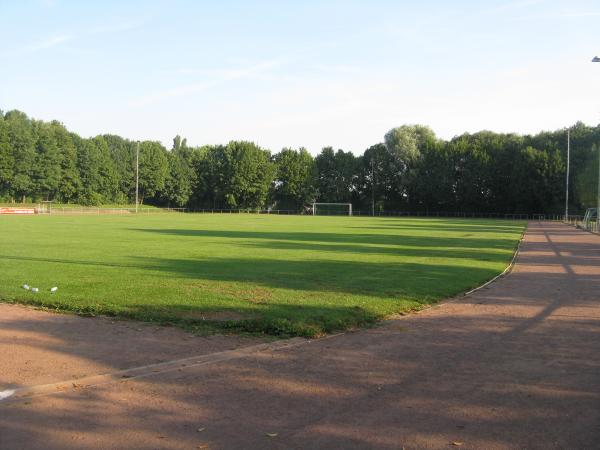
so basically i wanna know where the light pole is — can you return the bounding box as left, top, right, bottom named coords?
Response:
left=371, top=158, right=375, bottom=217
left=135, top=141, right=140, bottom=214
left=594, top=56, right=599, bottom=229
left=565, top=128, right=570, bottom=222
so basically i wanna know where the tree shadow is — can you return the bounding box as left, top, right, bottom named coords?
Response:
left=233, top=239, right=511, bottom=262
left=131, top=256, right=500, bottom=300
left=348, top=219, right=525, bottom=234
left=131, top=227, right=520, bottom=250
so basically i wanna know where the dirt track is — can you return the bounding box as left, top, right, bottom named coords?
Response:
left=1, top=221, right=599, bottom=449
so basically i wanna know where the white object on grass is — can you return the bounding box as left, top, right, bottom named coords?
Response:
left=22, top=284, right=30, bottom=290
left=31, top=287, right=39, bottom=293
left=50, top=287, right=58, bottom=293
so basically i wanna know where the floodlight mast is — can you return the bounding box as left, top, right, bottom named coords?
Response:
left=593, top=57, right=600, bottom=229
left=565, top=128, right=570, bottom=221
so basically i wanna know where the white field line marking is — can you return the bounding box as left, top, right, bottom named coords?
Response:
left=462, top=223, right=527, bottom=297
left=0, top=337, right=311, bottom=405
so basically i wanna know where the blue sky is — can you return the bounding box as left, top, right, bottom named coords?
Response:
left=1, top=0, right=600, bottom=153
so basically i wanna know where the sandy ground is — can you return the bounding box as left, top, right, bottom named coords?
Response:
left=1, top=221, right=599, bottom=449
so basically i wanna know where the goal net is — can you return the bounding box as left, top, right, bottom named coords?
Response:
left=312, top=203, right=353, bottom=216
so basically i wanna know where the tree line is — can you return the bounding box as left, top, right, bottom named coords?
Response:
left=1, top=109, right=599, bottom=214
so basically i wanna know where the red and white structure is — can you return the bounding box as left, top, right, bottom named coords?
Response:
left=0, top=207, right=36, bottom=215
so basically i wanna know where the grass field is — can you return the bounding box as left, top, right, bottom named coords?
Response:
left=0, top=214, right=525, bottom=337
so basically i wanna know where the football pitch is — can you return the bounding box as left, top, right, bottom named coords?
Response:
left=0, top=214, right=525, bottom=337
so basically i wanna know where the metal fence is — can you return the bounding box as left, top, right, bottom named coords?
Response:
left=40, top=207, right=187, bottom=215
left=5, top=204, right=584, bottom=221
left=38, top=207, right=575, bottom=220
left=564, top=214, right=598, bottom=233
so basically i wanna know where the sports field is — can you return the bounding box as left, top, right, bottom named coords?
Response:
left=0, top=214, right=525, bottom=337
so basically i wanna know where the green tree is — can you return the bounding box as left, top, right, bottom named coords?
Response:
left=193, top=142, right=274, bottom=209
left=163, top=150, right=193, bottom=207
left=103, top=134, right=135, bottom=203
left=383, top=125, right=438, bottom=208
left=226, top=141, right=274, bottom=209
left=0, top=111, right=14, bottom=200
left=315, top=147, right=357, bottom=203
left=32, top=121, right=62, bottom=200
left=4, top=111, right=36, bottom=202
left=138, top=141, right=169, bottom=204
left=76, top=136, right=119, bottom=205
left=359, top=143, right=398, bottom=211
left=54, top=127, right=82, bottom=203
left=273, top=147, right=316, bottom=210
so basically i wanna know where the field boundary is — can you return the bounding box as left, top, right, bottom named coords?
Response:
left=462, top=222, right=527, bottom=296
left=385, top=221, right=528, bottom=321
left=0, top=203, right=568, bottom=220
left=0, top=337, right=319, bottom=405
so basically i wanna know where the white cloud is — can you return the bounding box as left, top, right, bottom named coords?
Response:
left=27, top=35, right=71, bottom=51
left=313, top=64, right=363, bottom=74
left=130, top=60, right=282, bottom=107
left=89, top=19, right=146, bottom=35
left=513, top=10, right=600, bottom=21
left=2, top=34, right=73, bottom=57
left=481, top=0, right=546, bottom=15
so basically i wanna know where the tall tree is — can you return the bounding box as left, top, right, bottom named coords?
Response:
left=103, top=134, right=136, bottom=203
left=52, top=124, right=81, bottom=203
left=162, top=150, right=193, bottom=207
left=193, top=142, right=274, bottom=209
left=272, top=147, right=316, bottom=210
left=315, top=147, right=357, bottom=202
left=0, top=111, right=14, bottom=200
left=138, top=141, right=169, bottom=204
left=4, top=111, right=36, bottom=202
left=32, top=121, right=62, bottom=200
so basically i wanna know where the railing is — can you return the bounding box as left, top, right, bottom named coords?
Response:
left=184, top=209, right=568, bottom=219
left=564, top=214, right=598, bottom=233
left=40, top=207, right=187, bottom=215
left=3, top=204, right=577, bottom=220
left=350, top=211, right=567, bottom=220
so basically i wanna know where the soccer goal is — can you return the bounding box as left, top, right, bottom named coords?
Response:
left=312, top=203, right=353, bottom=216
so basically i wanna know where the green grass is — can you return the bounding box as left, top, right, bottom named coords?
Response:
left=0, top=214, right=525, bottom=337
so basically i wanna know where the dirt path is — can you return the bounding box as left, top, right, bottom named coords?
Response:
left=1, top=221, right=599, bottom=449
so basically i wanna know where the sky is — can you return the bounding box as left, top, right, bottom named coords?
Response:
left=1, top=0, right=600, bottom=154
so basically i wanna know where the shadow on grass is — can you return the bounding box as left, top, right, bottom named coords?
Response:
left=347, top=219, right=525, bottom=234
left=0, top=254, right=502, bottom=336
left=132, top=256, right=500, bottom=298
left=0, top=224, right=523, bottom=337
left=131, top=228, right=520, bottom=250
left=234, top=239, right=511, bottom=262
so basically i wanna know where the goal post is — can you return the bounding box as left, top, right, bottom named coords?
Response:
left=312, top=203, right=353, bottom=216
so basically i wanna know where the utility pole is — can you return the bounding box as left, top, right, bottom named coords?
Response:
left=136, top=141, right=140, bottom=214
left=371, top=158, right=375, bottom=217
left=597, top=143, right=600, bottom=232
left=593, top=56, right=600, bottom=229
left=565, top=128, right=570, bottom=222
